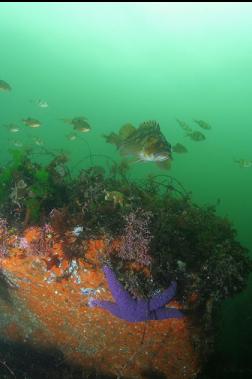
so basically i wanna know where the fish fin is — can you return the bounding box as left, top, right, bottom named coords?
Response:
left=119, top=123, right=136, bottom=139
left=131, top=157, right=145, bottom=164
left=139, top=120, right=160, bottom=133
left=156, top=160, right=172, bottom=170
left=103, top=132, right=121, bottom=147
left=172, top=143, right=178, bottom=152
left=61, top=118, right=72, bottom=124
left=172, top=142, right=188, bottom=154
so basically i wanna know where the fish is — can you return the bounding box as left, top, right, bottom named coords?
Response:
left=0, top=80, right=11, bottom=91
left=36, top=99, right=49, bottom=108
left=22, top=118, right=41, bottom=128
left=66, top=132, right=77, bottom=141
left=176, top=119, right=192, bottom=132
left=104, top=120, right=172, bottom=168
left=4, top=123, right=20, bottom=133
left=193, top=119, right=211, bottom=130
left=104, top=190, right=125, bottom=207
left=37, top=99, right=48, bottom=108
left=234, top=159, right=252, bottom=168
left=10, top=140, right=23, bottom=148
left=172, top=143, right=188, bottom=154
left=62, top=117, right=91, bottom=132
left=32, top=137, right=44, bottom=146
left=186, top=130, right=206, bottom=141
left=30, top=99, right=49, bottom=108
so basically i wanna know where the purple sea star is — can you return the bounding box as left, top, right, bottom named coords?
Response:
left=89, top=266, right=184, bottom=322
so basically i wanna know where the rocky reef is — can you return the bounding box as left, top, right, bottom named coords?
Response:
left=0, top=149, right=251, bottom=378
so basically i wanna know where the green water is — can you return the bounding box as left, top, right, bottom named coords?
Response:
left=1, top=2, right=252, bottom=376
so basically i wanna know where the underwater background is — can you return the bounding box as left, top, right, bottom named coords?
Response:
left=0, top=2, right=252, bottom=378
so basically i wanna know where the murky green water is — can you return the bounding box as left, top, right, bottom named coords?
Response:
left=1, top=2, right=252, bottom=377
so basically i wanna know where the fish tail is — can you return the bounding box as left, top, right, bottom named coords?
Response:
left=103, top=132, right=121, bottom=147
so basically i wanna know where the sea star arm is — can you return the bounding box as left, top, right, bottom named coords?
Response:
left=149, top=281, right=177, bottom=311
left=89, top=299, right=123, bottom=319
left=103, top=265, right=134, bottom=308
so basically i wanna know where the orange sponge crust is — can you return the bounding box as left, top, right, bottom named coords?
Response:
left=0, top=229, right=200, bottom=379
